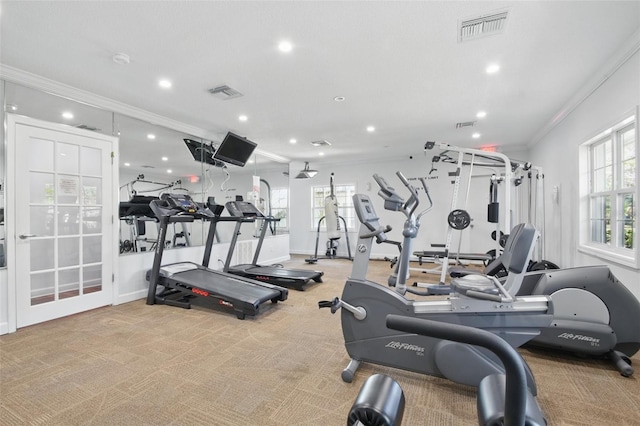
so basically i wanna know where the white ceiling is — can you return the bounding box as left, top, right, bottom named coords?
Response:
left=1, top=1, right=639, bottom=176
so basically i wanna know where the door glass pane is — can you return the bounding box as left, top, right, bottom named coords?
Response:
left=83, top=264, right=102, bottom=293
left=82, top=207, right=102, bottom=234
left=59, top=237, right=80, bottom=267
left=59, top=268, right=80, bottom=300
left=81, top=146, right=102, bottom=176
left=82, top=177, right=102, bottom=205
left=57, top=142, right=79, bottom=174
left=57, top=175, right=80, bottom=204
left=30, top=172, right=55, bottom=204
left=29, top=138, right=54, bottom=171
left=30, top=206, right=55, bottom=237
left=30, top=239, right=55, bottom=271
left=58, top=206, right=80, bottom=235
left=83, top=235, right=101, bottom=264
left=30, top=271, right=55, bottom=305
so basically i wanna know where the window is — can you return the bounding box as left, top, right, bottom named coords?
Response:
left=270, top=187, right=289, bottom=232
left=311, top=184, right=357, bottom=230
left=580, top=113, right=638, bottom=267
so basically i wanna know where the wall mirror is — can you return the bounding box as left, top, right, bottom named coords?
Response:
left=1, top=80, right=291, bottom=261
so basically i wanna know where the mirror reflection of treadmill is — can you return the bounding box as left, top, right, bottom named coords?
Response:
left=223, top=201, right=324, bottom=291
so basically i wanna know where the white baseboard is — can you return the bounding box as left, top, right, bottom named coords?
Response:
left=115, top=289, right=148, bottom=305
left=0, top=321, right=10, bottom=335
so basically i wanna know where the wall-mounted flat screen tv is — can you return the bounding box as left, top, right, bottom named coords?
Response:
left=183, top=138, right=224, bottom=167
left=212, top=132, right=257, bottom=167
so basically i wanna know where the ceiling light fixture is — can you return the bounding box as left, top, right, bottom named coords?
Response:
left=476, top=111, right=487, bottom=118
left=162, top=157, right=168, bottom=161
left=167, top=169, right=173, bottom=174
left=278, top=41, right=293, bottom=53
left=486, top=64, right=500, bottom=74
left=366, top=126, right=375, bottom=132
left=295, top=162, right=318, bottom=179
left=62, top=111, right=74, bottom=120
left=124, top=162, right=131, bottom=166
left=289, top=138, right=297, bottom=144
left=158, top=79, right=172, bottom=89
left=6, top=104, right=18, bottom=111
left=334, top=96, right=346, bottom=102
left=147, top=134, right=156, bottom=140
left=472, top=133, right=481, bottom=139
left=239, top=115, right=248, bottom=122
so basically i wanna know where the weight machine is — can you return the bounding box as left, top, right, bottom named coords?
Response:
left=412, top=142, right=514, bottom=286
left=119, top=175, right=191, bottom=252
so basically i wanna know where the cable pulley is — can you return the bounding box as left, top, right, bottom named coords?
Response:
left=447, top=209, right=471, bottom=230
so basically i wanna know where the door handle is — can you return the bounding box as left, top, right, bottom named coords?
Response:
left=19, top=234, right=37, bottom=239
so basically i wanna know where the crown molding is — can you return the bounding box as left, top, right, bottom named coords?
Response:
left=0, top=64, right=290, bottom=163
left=528, top=28, right=640, bottom=147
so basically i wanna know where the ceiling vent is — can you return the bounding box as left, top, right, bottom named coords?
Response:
left=459, top=10, right=508, bottom=42
left=76, top=124, right=100, bottom=132
left=140, top=165, right=155, bottom=169
left=208, top=85, right=243, bottom=100
left=455, top=121, right=477, bottom=129
left=310, top=140, right=331, bottom=147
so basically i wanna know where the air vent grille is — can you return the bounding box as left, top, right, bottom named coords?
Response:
left=208, top=85, right=243, bottom=100
left=76, top=124, right=100, bottom=132
left=455, top=121, right=477, bottom=129
left=459, top=10, right=508, bottom=42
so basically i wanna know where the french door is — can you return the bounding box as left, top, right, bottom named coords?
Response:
left=8, top=115, right=117, bottom=328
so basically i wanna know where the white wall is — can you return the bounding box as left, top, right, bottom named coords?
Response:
left=529, top=49, right=640, bottom=300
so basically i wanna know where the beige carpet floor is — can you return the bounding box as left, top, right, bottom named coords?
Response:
left=1, top=256, right=639, bottom=425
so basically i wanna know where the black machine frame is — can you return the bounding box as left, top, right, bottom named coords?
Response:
left=146, top=193, right=288, bottom=319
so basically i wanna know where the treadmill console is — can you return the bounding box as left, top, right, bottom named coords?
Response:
left=226, top=201, right=264, bottom=218
left=162, top=193, right=199, bottom=213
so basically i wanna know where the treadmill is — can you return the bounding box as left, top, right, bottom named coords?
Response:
left=220, top=200, right=324, bottom=291
left=145, top=193, right=288, bottom=319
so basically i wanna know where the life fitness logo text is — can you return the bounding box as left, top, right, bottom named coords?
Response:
left=558, top=333, right=600, bottom=346
left=385, top=341, right=425, bottom=356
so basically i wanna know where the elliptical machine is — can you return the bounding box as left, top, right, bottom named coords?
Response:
left=319, top=172, right=553, bottom=392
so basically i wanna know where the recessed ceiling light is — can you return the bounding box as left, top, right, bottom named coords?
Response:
left=366, top=126, right=375, bottom=132
left=289, top=138, right=297, bottom=144
left=7, top=104, right=18, bottom=111
left=162, top=157, right=168, bottom=161
left=124, top=162, right=131, bottom=167
left=238, top=115, right=248, bottom=122
left=278, top=41, right=293, bottom=53
left=472, top=133, right=481, bottom=139
left=319, top=152, right=325, bottom=156
left=486, top=64, right=500, bottom=74
left=62, top=111, right=74, bottom=120
left=476, top=111, right=487, bottom=118
left=147, top=134, right=156, bottom=140
left=334, top=96, right=346, bottom=102
left=167, top=169, right=172, bottom=174
left=158, top=79, right=172, bottom=89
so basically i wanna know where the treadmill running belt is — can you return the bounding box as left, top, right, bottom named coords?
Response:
left=168, top=268, right=281, bottom=304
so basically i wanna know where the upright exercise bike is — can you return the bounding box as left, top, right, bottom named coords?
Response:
left=319, top=172, right=553, bottom=392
